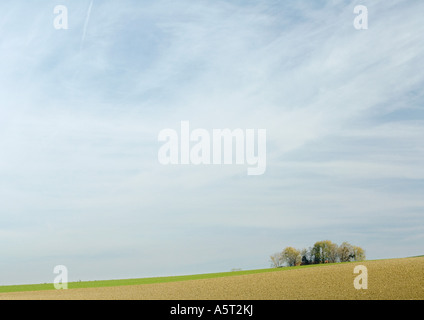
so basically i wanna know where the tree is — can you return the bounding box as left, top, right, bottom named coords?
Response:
left=295, top=254, right=302, bottom=266
left=352, top=246, right=366, bottom=261
left=311, top=241, right=326, bottom=264
left=270, top=240, right=366, bottom=268
left=281, top=247, right=301, bottom=267
left=327, top=242, right=339, bottom=263
left=311, top=240, right=338, bottom=264
left=269, top=252, right=283, bottom=268
left=338, top=241, right=354, bottom=262
left=300, top=248, right=313, bottom=265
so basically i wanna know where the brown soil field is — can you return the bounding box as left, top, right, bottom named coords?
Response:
left=1, top=257, right=423, bottom=300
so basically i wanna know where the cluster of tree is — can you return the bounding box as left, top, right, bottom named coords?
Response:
left=270, top=240, right=366, bottom=268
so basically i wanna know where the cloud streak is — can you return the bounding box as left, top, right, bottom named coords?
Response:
left=80, top=0, right=94, bottom=52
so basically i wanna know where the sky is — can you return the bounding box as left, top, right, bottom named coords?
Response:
left=0, top=0, right=423, bottom=285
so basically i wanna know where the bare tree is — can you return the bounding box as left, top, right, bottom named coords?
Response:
left=338, top=241, right=354, bottom=262
left=269, top=252, right=283, bottom=268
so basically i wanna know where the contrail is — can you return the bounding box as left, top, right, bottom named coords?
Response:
left=80, top=0, right=94, bottom=51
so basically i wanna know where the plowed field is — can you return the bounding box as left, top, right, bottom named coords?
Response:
left=1, top=257, right=423, bottom=300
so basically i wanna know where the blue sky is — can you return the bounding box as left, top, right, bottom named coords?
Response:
left=0, top=0, right=423, bottom=285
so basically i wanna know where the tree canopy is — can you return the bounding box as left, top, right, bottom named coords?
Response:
left=270, top=240, right=365, bottom=267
